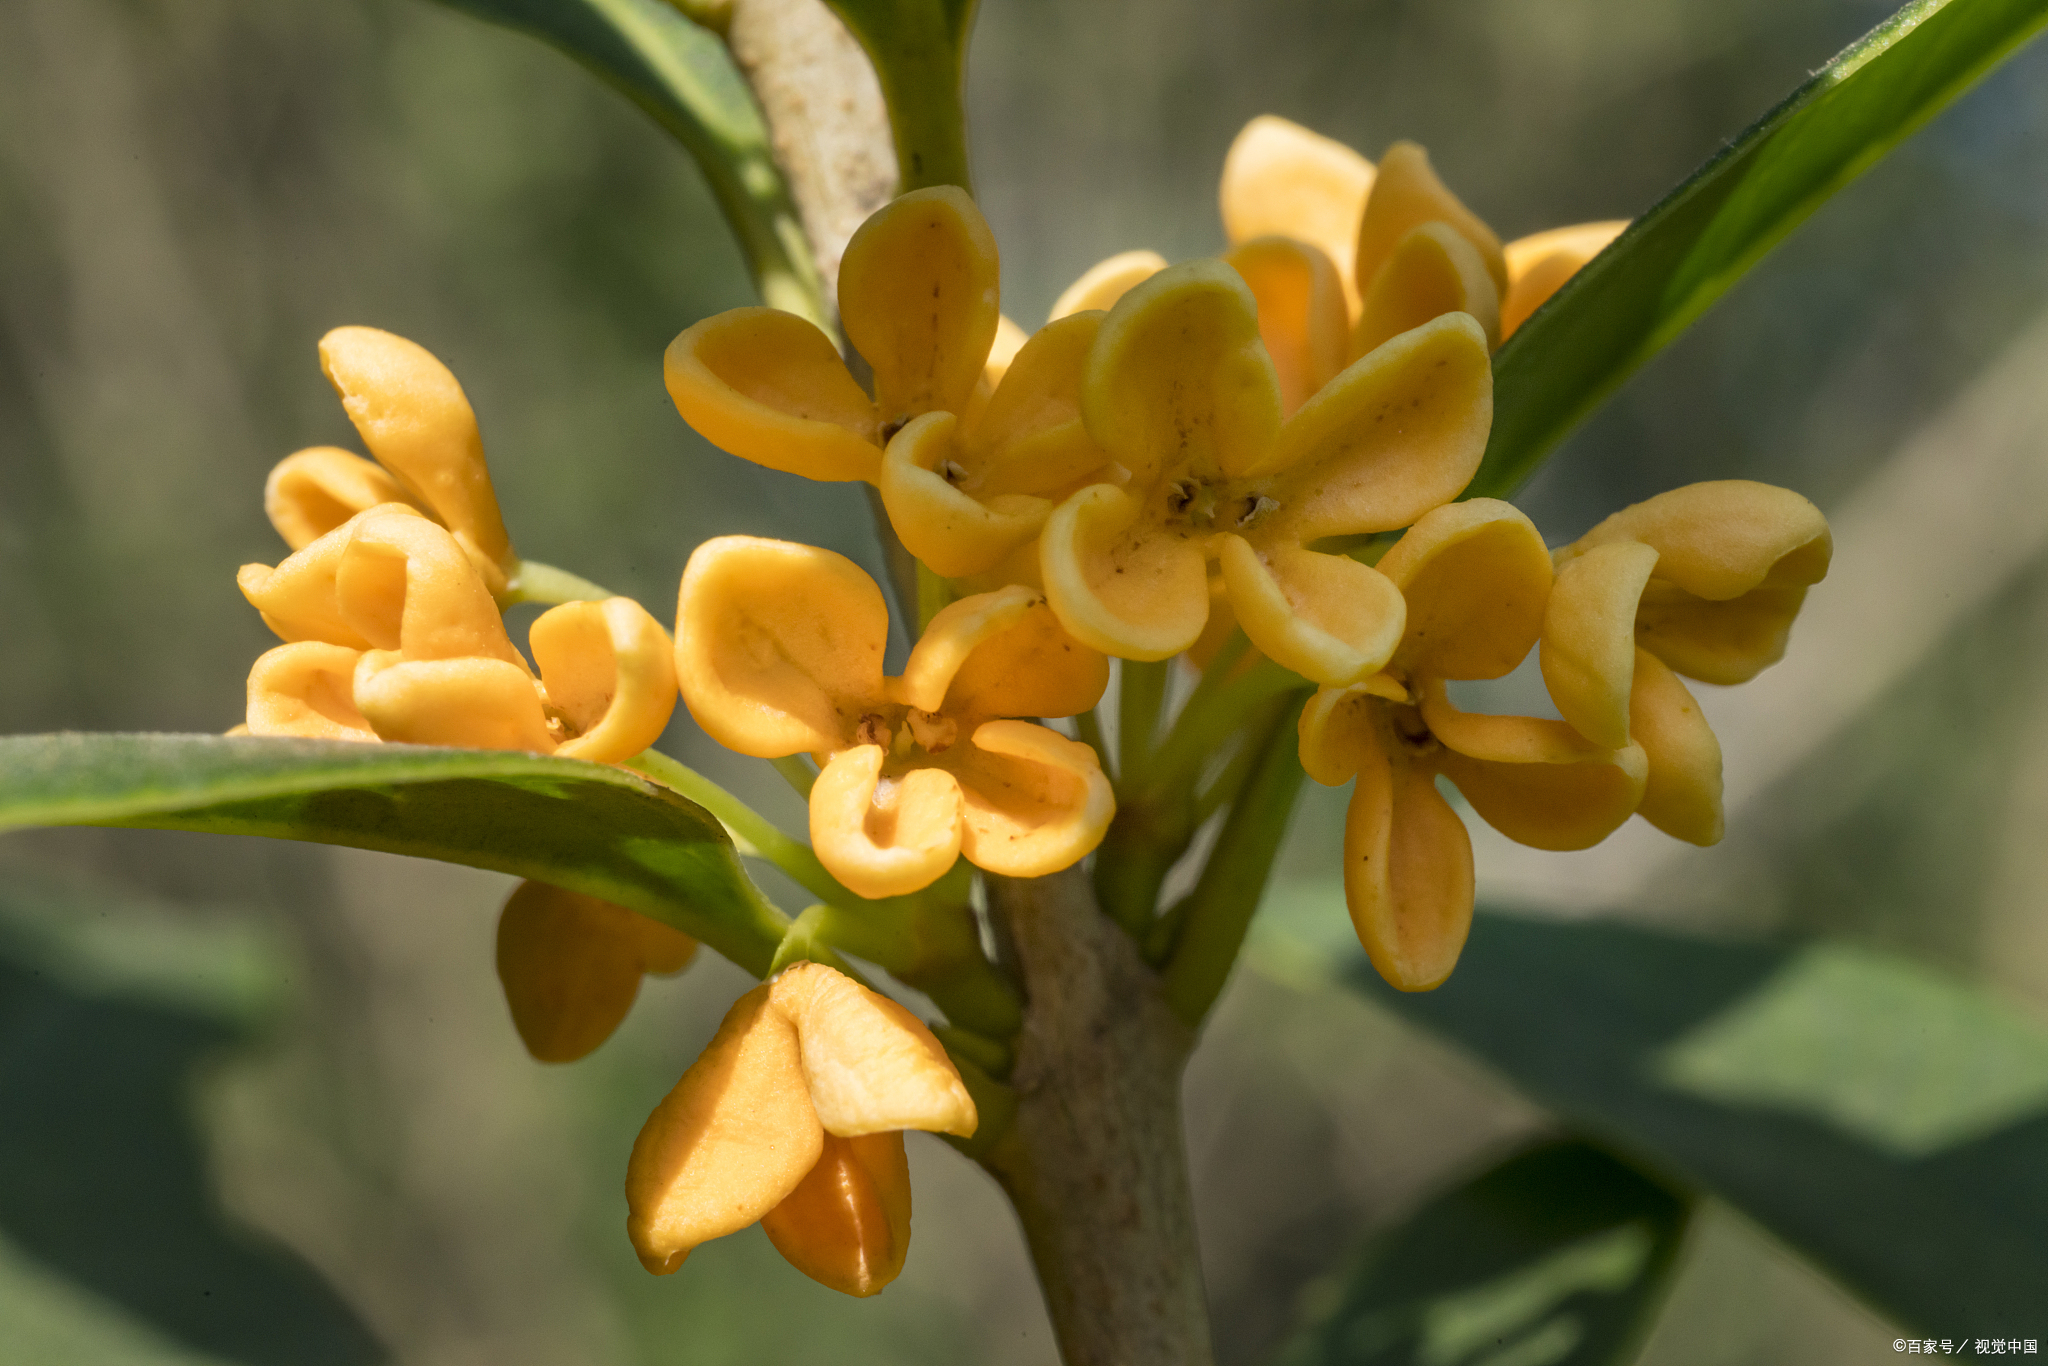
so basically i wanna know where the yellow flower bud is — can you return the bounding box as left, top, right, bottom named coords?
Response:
left=495, top=881, right=696, bottom=1064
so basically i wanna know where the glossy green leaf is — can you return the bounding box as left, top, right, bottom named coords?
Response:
left=1273, top=1140, right=1689, bottom=1366
left=428, top=0, right=829, bottom=329
left=824, top=0, right=977, bottom=192
left=0, top=734, right=788, bottom=976
left=1471, top=0, right=2048, bottom=500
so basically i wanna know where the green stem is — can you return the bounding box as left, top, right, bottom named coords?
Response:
left=502, top=558, right=619, bottom=606
left=1115, top=659, right=1169, bottom=792
left=1075, top=707, right=1107, bottom=765
left=626, top=749, right=843, bottom=903
left=1142, top=652, right=1302, bottom=805
left=770, top=754, right=816, bottom=798
left=823, top=0, right=977, bottom=193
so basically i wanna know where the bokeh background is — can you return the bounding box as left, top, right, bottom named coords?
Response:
left=3, top=0, right=2047, bottom=1360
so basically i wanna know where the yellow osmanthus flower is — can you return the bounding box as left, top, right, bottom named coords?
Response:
left=1038, top=261, right=1492, bottom=686
left=665, top=188, right=1113, bottom=579
left=626, top=961, right=977, bottom=1294
left=238, top=505, right=674, bottom=760
left=495, top=881, right=698, bottom=1063
left=1298, top=500, right=1649, bottom=992
left=675, top=536, right=1113, bottom=899
left=1540, top=480, right=1832, bottom=844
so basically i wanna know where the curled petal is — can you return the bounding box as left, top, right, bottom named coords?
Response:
left=1040, top=484, right=1211, bottom=661
left=942, top=601, right=1109, bottom=722
left=1218, top=535, right=1404, bottom=685
left=889, top=585, right=1042, bottom=713
left=675, top=537, right=889, bottom=757
left=338, top=513, right=527, bottom=666
left=1629, top=648, right=1724, bottom=846
left=1225, top=237, right=1349, bottom=414
left=665, top=308, right=880, bottom=482
left=245, top=641, right=376, bottom=741
left=625, top=984, right=822, bottom=1274
left=985, top=314, right=1030, bottom=387
left=531, top=597, right=679, bottom=764
left=495, top=882, right=695, bottom=1064
left=319, top=327, right=514, bottom=590
left=1341, top=713, right=1474, bottom=992
left=1350, top=221, right=1502, bottom=360
left=1352, top=142, right=1506, bottom=305
left=353, top=654, right=555, bottom=751
left=810, top=748, right=964, bottom=899
left=1082, top=260, right=1283, bottom=485
left=1297, top=676, right=1406, bottom=786
left=264, top=447, right=416, bottom=551
left=1258, top=312, right=1491, bottom=529
left=1378, top=498, right=1552, bottom=681
left=964, top=311, right=1110, bottom=498
left=1501, top=220, right=1627, bottom=340
left=952, top=720, right=1115, bottom=880
left=238, top=503, right=427, bottom=649
left=879, top=414, right=1052, bottom=578
left=1540, top=541, right=1660, bottom=750
left=1051, top=250, right=1168, bottom=320
left=1422, top=683, right=1647, bottom=851
left=1219, top=115, right=1376, bottom=310
left=769, top=962, right=977, bottom=1137
left=840, top=187, right=1000, bottom=423
left=761, top=1133, right=912, bottom=1297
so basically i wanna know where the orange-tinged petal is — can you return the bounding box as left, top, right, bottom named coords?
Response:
left=810, top=748, right=964, bottom=899
left=840, top=187, right=1001, bottom=424
left=760, top=1132, right=912, bottom=1297
left=496, top=881, right=693, bottom=1063
left=237, top=503, right=428, bottom=649
left=1422, top=682, right=1647, bottom=851
left=245, top=641, right=376, bottom=741
left=531, top=597, right=679, bottom=764
left=353, top=654, right=556, bottom=751
left=665, top=308, right=881, bottom=482
left=1350, top=222, right=1501, bottom=360
left=1539, top=541, right=1660, bottom=750
left=625, top=984, right=822, bottom=1274
left=1225, top=237, right=1349, bottom=415
left=952, top=720, right=1115, bottom=879
left=942, top=601, right=1109, bottom=721
left=1040, top=484, right=1212, bottom=660
left=264, top=447, right=417, bottom=552
left=1219, top=115, right=1375, bottom=311
left=1049, top=250, right=1167, bottom=321
left=1218, top=535, right=1403, bottom=685
left=985, top=314, right=1030, bottom=387
left=963, top=311, right=1109, bottom=498
left=1297, top=676, right=1407, bottom=785
left=1379, top=498, right=1552, bottom=681
left=879, top=413, right=1052, bottom=578
left=1629, top=647, right=1724, bottom=846
left=319, top=326, right=514, bottom=590
left=769, top=962, right=978, bottom=1137
left=675, top=537, right=889, bottom=757
left=1352, top=141, right=1507, bottom=304
left=888, top=585, right=1042, bottom=713
left=1081, top=260, right=1283, bottom=485
left=338, top=512, right=527, bottom=666
left=1341, top=712, right=1473, bottom=991
left=1500, top=220, right=1626, bottom=340
left=1258, top=311, right=1491, bottom=530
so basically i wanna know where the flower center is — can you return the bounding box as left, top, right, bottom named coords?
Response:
left=1160, top=475, right=1279, bottom=532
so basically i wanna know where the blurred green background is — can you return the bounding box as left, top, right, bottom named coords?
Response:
left=3, top=0, right=2046, bottom=1360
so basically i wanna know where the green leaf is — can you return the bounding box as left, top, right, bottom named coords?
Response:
left=0, top=734, right=789, bottom=976
left=1280, top=900, right=2048, bottom=1333
left=428, top=0, right=830, bottom=329
left=1471, top=0, right=2048, bottom=500
left=823, top=0, right=977, bottom=193
left=1274, top=1140, right=1689, bottom=1366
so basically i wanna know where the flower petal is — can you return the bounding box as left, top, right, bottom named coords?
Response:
left=1081, top=259, right=1283, bottom=485
left=1218, top=535, right=1403, bottom=685
left=531, top=597, right=679, bottom=764
left=1297, top=677, right=1407, bottom=786
left=625, top=984, right=822, bottom=1274
left=1040, top=484, right=1212, bottom=660
left=760, top=1132, right=911, bottom=1297
left=810, top=748, right=965, bottom=899
left=338, top=512, right=527, bottom=666
left=963, top=311, right=1110, bottom=497
left=237, top=503, right=429, bottom=649
left=888, top=585, right=1042, bottom=713
left=769, top=961, right=978, bottom=1137
left=1422, top=682, right=1647, bottom=851
left=1352, top=141, right=1507, bottom=305
left=879, top=413, right=1053, bottom=578
left=1050, top=250, right=1167, bottom=320
left=675, top=537, right=889, bottom=757
left=319, top=326, right=515, bottom=591
left=1500, top=220, right=1627, bottom=339
left=1539, top=540, right=1660, bottom=750
left=1629, top=647, right=1724, bottom=846
left=245, top=641, right=376, bottom=740
left=840, top=186, right=1001, bottom=424
left=1256, top=312, right=1490, bottom=530
left=943, top=602, right=1109, bottom=721
left=985, top=314, right=1030, bottom=386
left=952, top=720, right=1115, bottom=879
left=1225, top=236, right=1349, bottom=415
left=1219, top=115, right=1376, bottom=311
left=264, top=447, right=417, bottom=552
left=1378, top=498, right=1552, bottom=681
left=495, top=881, right=690, bottom=1063
left=1349, top=221, right=1501, bottom=360
left=353, top=654, right=555, bottom=751
left=1341, top=712, right=1474, bottom=992
left=665, top=307, right=881, bottom=482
